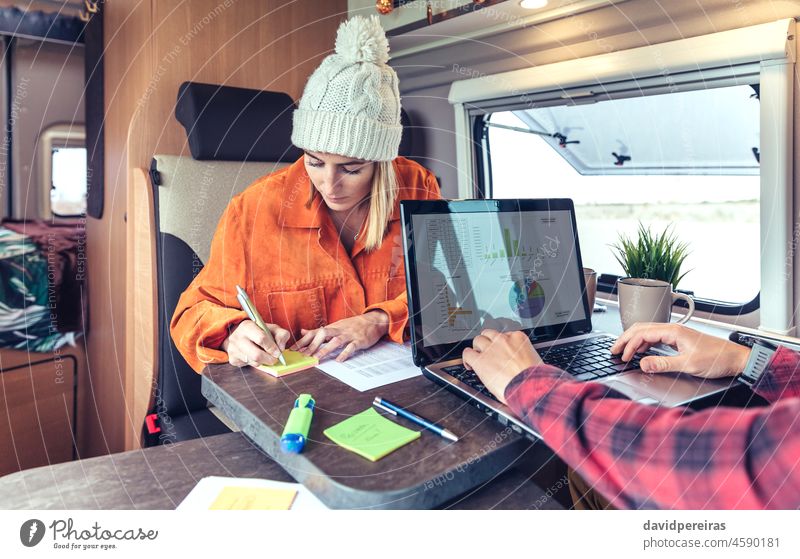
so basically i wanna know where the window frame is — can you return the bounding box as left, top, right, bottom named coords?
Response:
left=476, top=89, right=762, bottom=315
left=450, top=19, right=796, bottom=331
left=38, top=123, right=86, bottom=219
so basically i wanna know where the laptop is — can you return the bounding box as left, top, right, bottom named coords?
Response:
left=399, top=198, right=731, bottom=441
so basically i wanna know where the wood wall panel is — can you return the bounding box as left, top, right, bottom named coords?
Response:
left=126, top=167, right=158, bottom=449
left=0, top=355, right=77, bottom=476
left=89, top=0, right=348, bottom=454
left=86, top=0, right=154, bottom=457
left=130, top=0, right=347, bottom=169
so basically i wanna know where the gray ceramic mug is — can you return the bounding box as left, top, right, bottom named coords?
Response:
left=617, top=278, right=695, bottom=331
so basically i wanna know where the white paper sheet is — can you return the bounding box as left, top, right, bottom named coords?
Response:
left=176, top=476, right=328, bottom=511
left=316, top=340, right=421, bottom=392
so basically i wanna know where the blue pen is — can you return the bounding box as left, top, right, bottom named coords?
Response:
left=373, top=397, right=459, bottom=442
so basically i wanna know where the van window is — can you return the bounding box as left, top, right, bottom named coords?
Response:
left=50, top=146, right=87, bottom=217
left=485, top=83, right=760, bottom=305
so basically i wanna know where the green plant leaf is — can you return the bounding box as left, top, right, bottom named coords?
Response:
left=609, top=222, right=692, bottom=288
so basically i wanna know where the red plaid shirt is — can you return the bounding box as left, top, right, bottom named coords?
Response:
left=504, top=346, right=800, bottom=509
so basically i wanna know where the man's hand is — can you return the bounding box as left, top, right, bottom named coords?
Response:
left=222, top=320, right=291, bottom=367
left=611, top=322, right=750, bottom=379
left=291, top=310, right=390, bottom=362
left=462, top=329, right=543, bottom=404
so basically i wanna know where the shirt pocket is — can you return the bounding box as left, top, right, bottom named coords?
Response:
left=385, top=274, right=407, bottom=301
left=265, top=286, right=328, bottom=340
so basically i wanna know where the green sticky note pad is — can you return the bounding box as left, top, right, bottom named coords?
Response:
left=256, top=350, right=319, bottom=377
left=324, top=408, right=421, bottom=462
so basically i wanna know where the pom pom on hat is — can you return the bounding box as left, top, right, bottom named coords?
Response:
left=292, top=15, right=401, bottom=161
left=334, top=14, right=390, bottom=64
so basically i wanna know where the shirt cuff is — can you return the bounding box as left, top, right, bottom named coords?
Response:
left=752, top=345, right=800, bottom=402
left=504, top=364, right=570, bottom=410
left=193, top=309, right=249, bottom=371
left=364, top=299, right=407, bottom=343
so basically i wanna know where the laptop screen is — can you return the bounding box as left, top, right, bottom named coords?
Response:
left=401, top=199, right=592, bottom=364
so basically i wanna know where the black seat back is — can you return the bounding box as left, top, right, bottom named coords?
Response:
left=145, top=82, right=300, bottom=445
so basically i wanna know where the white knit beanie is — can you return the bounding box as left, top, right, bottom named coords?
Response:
left=291, top=15, right=402, bottom=162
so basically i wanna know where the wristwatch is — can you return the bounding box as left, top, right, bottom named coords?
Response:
left=738, top=339, right=779, bottom=388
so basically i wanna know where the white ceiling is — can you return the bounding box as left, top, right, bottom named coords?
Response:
left=351, top=0, right=633, bottom=58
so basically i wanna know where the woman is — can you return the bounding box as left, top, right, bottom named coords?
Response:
left=171, top=15, right=441, bottom=372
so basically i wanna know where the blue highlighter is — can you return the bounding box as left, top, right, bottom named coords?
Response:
left=280, top=394, right=315, bottom=453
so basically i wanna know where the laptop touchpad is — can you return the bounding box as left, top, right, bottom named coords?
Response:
left=601, top=375, right=664, bottom=403
left=602, top=372, right=729, bottom=406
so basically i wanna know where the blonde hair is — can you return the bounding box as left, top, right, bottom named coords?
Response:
left=363, top=161, right=399, bottom=251
left=307, top=160, right=399, bottom=252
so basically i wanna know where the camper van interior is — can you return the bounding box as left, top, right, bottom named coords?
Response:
left=0, top=0, right=798, bottom=524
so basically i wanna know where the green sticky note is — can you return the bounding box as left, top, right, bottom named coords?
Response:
left=256, top=350, right=318, bottom=377
left=324, top=408, right=421, bottom=462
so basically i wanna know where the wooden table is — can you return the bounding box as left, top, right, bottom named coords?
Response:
left=0, top=432, right=570, bottom=510
left=202, top=361, right=536, bottom=509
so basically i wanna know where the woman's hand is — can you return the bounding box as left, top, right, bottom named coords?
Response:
left=462, top=329, right=543, bottom=404
left=611, top=322, right=750, bottom=379
left=292, top=310, right=390, bottom=362
left=221, top=320, right=291, bottom=367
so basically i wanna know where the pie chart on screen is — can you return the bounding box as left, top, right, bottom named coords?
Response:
left=510, top=279, right=546, bottom=319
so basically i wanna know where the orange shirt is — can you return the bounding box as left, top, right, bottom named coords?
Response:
left=170, top=156, right=442, bottom=372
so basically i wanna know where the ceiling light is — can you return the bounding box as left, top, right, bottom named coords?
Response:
left=520, top=0, right=549, bottom=9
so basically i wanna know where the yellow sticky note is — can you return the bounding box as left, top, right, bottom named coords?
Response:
left=256, top=350, right=318, bottom=377
left=209, top=486, right=298, bottom=510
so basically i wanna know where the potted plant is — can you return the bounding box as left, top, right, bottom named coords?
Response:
left=610, top=223, right=695, bottom=330
left=611, top=222, right=691, bottom=288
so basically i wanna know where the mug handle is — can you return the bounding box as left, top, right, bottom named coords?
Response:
left=671, top=292, right=695, bottom=324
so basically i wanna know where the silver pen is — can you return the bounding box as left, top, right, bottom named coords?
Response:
left=235, top=285, right=287, bottom=366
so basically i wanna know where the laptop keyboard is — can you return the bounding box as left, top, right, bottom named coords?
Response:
left=439, top=336, right=654, bottom=402
left=441, top=365, right=498, bottom=400
left=539, top=336, right=647, bottom=379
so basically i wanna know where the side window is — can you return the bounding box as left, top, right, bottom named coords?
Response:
left=39, top=124, right=86, bottom=218
left=50, top=146, right=88, bottom=217
left=485, top=83, right=760, bottom=305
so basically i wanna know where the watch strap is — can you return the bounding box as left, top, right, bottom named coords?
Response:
left=739, top=339, right=778, bottom=388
